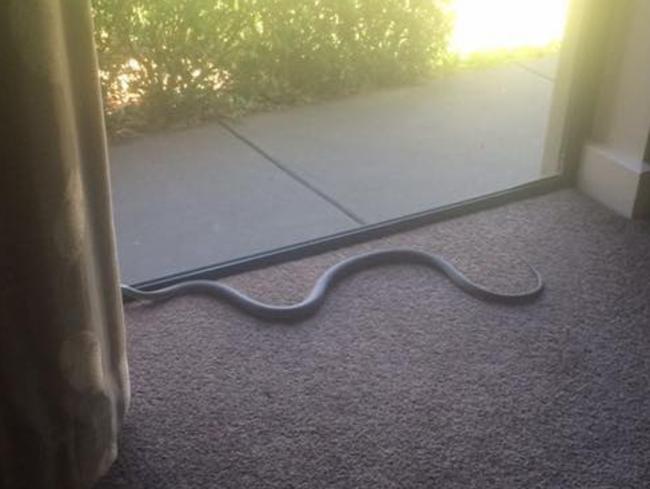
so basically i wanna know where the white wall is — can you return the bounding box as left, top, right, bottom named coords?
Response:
left=578, top=0, right=650, bottom=218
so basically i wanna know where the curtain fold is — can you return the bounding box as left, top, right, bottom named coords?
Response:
left=0, top=1, right=129, bottom=488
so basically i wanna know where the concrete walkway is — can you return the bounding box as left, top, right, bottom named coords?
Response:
left=110, top=56, right=558, bottom=283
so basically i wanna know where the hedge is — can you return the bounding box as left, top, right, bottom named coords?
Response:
left=92, top=0, right=454, bottom=136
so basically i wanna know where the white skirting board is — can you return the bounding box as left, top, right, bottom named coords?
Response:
left=578, top=143, right=650, bottom=218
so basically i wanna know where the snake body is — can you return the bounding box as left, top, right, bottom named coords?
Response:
left=121, top=249, right=543, bottom=321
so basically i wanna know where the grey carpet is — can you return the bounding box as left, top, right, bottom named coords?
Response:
left=98, top=189, right=650, bottom=489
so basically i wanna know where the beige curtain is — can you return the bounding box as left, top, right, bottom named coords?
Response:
left=0, top=1, right=129, bottom=488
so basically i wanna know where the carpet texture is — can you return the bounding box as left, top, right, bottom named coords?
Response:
left=98, top=189, right=650, bottom=488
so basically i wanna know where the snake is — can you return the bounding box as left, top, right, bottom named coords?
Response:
left=121, top=249, right=544, bottom=321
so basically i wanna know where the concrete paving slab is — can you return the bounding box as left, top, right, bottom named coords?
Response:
left=109, top=125, right=356, bottom=283
left=229, top=61, right=555, bottom=223
left=517, top=55, right=559, bottom=80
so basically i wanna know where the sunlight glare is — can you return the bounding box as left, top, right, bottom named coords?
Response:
left=451, top=0, right=570, bottom=55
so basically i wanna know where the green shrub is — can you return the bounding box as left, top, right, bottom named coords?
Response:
left=92, top=0, right=453, bottom=136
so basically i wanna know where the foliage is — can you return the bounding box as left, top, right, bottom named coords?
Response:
left=92, top=0, right=453, bottom=137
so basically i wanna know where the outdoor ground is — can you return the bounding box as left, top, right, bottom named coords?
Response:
left=109, top=56, right=558, bottom=283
